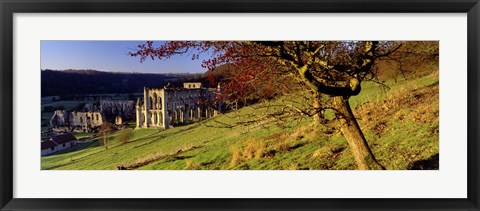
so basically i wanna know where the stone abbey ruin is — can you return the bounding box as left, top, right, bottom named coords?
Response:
left=136, top=82, right=221, bottom=129
left=48, top=82, right=221, bottom=132
left=50, top=110, right=104, bottom=132
left=50, top=100, right=135, bottom=132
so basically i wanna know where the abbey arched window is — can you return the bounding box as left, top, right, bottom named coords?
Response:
left=158, top=97, right=162, bottom=109
left=149, top=96, right=154, bottom=109
left=153, top=93, right=158, bottom=109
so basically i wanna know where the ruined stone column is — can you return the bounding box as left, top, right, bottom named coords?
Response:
left=136, top=99, right=141, bottom=128
left=173, top=110, right=177, bottom=124
left=135, top=110, right=140, bottom=128
left=197, top=107, right=202, bottom=120
left=161, top=91, right=168, bottom=129
left=158, top=112, right=162, bottom=126
left=180, top=109, right=184, bottom=124
left=144, top=87, right=150, bottom=127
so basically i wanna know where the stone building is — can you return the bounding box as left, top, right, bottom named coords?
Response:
left=50, top=99, right=135, bottom=132
left=41, top=133, right=77, bottom=156
left=82, top=102, right=100, bottom=112
left=115, top=116, right=123, bottom=125
left=100, top=100, right=135, bottom=120
left=50, top=110, right=104, bottom=132
left=136, top=82, right=221, bottom=129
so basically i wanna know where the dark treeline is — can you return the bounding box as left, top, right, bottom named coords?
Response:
left=41, top=69, right=208, bottom=97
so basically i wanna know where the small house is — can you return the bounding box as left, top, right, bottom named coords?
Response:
left=41, top=140, right=58, bottom=156
left=41, top=133, right=77, bottom=156
left=51, top=133, right=77, bottom=151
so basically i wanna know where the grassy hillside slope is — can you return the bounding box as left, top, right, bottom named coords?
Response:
left=41, top=73, right=439, bottom=170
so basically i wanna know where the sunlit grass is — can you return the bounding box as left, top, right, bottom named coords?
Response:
left=41, top=73, right=439, bottom=170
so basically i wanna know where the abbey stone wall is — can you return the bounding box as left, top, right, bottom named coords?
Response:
left=100, top=100, right=135, bottom=120
left=136, top=82, right=221, bottom=129
left=50, top=110, right=103, bottom=132
left=50, top=99, right=134, bottom=132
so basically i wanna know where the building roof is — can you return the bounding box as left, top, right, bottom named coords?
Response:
left=50, top=133, right=77, bottom=145
left=41, top=140, right=57, bottom=150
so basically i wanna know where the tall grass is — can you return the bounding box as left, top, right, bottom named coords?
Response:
left=42, top=73, right=439, bottom=170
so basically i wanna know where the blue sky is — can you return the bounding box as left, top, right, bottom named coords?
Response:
left=41, top=41, right=209, bottom=73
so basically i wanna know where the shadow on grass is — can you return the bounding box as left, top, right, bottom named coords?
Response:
left=170, top=155, right=194, bottom=161
left=289, top=142, right=306, bottom=150
left=42, top=162, right=73, bottom=170
left=47, top=141, right=96, bottom=156
left=129, top=126, right=198, bottom=149
left=409, top=153, right=439, bottom=170
left=118, top=145, right=203, bottom=170
left=201, top=160, right=216, bottom=166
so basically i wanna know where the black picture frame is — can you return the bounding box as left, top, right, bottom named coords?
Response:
left=1, top=0, right=479, bottom=210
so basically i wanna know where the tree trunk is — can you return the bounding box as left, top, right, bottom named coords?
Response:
left=312, top=94, right=322, bottom=124
left=332, top=96, right=385, bottom=170
left=103, top=136, right=108, bottom=150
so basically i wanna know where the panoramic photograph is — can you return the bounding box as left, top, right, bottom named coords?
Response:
left=40, top=41, right=439, bottom=170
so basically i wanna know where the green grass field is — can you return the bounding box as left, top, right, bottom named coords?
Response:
left=41, top=72, right=439, bottom=170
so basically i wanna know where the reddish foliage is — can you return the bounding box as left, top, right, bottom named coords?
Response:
left=129, top=41, right=406, bottom=106
left=130, top=41, right=291, bottom=106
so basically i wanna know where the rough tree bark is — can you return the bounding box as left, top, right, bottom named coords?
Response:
left=312, top=93, right=323, bottom=124
left=300, top=63, right=384, bottom=170
left=102, top=135, right=108, bottom=150
left=130, top=41, right=391, bottom=170
left=332, top=96, right=385, bottom=170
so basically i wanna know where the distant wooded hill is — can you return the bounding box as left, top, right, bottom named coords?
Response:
left=41, top=69, right=205, bottom=97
